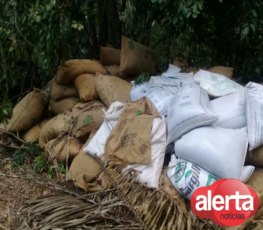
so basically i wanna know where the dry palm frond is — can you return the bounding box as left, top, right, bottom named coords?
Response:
left=20, top=189, right=143, bottom=230
left=102, top=159, right=221, bottom=230
left=20, top=157, right=222, bottom=230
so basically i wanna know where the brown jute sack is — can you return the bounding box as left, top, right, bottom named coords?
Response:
left=50, top=81, right=78, bottom=101
left=247, top=145, right=263, bottom=167
left=100, top=47, right=121, bottom=66
left=55, top=59, right=107, bottom=84
left=39, top=112, right=71, bottom=148
left=105, top=98, right=159, bottom=164
left=95, top=74, right=131, bottom=107
left=45, top=136, right=81, bottom=163
left=7, top=90, right=47, bottom=132
left=71, top=101, right=105, bottom=139
left=208, top=66, right=234, bottom=79
left=66, top=151, right=101, bottom=191
left=104, top=65, right=124, bottom=78
left=73, top=74, right=97, bottom=101
left=120, top=36, right=156, bottom=75
left=49, top=97, right=79, bottom=114
left=22, top=119, right=49, bottom=143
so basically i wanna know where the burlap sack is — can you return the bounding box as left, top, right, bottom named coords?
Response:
left=208, top=66, right=234, bottom=79
left=71, top=101, right=105, bottom=139
left=50, top=81, right=78, bottom=100
left=49, top=97, right=79, bottom=114
left=104, top=65, right=124, bottom=77
left=95, top=74, right=131, bottom=107
left=73, top=74, right=97, bottom=101
left=22, top=119, right=49, bottom=143
left=120, top=36, right=156, bottom=75
left=45, top=136, right=81, bottom=163
left=247, top=145, right=263, bottom=166
left=105, top=98, right=159, bottom=164
left=55, top=59, right=107, bottom=84
left=100, top=47, right=120, bottom=66
left=7, top=90, right=47, bottom=132
left=66, top=151, right=102, bottom=191
left=39, top=112, right=71, bottom=148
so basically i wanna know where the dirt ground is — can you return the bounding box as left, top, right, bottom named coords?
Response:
left=0, top=152, right=55, bottom=230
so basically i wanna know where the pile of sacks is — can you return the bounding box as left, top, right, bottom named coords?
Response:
left=4, top=36, right=159, bottom=189
left=129, top=65, right=263, bottom=228
left=4, top=35, right=263, bottom=226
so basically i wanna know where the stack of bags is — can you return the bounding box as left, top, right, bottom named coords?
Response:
left=5, top=34, right=263, bottom=225
left=130, top=65, right=263, bottom=215
left=4, top=35, right=160, bottom=191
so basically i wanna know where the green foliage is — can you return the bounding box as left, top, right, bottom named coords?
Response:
left=0, top=0, right=262, bottom=106
left=0, top=0, right=101, bottom=102
left=11, top=142, right=66, bottom=177
left=120, top=0, right=262, bottom=80
left=12, top=148, right=27, bottom=166
left=47, top=163, right=66, bottom=179
left=12, top=142, right=43, bottom=167
left=134, top=72, right=151, bottom=85
left=0, top=100, right=12, bottom=123
left=33, top=155, right=46, bottom=174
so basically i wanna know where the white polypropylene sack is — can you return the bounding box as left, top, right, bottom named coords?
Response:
left=145, top=87, right=175, bottom=116
left=167, top=156, right=219, bottom=199
left=161, top=64, right=181, bottom=77
left=130, top=82, right=152, bottom=101
left=130, top=72, right=195, bottom=116
left=194, top=69, right=242, bottom=97
left=246, top=82, right=263, bottom=150
left=125, top=116, right=166, bottom=188
left=240, top=165, right=255, bottom=183
left=83, top=101, right=125, bottom=157
left=166, top=83, right=217, bottom=143
left=174, top=126, right=248, bottom=179
left=83, top=102, right=166, bottom=188
left=211, top=88, right=246, bottom=129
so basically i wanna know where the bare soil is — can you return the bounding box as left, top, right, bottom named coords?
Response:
left=0, top=152, right=55, bottom=230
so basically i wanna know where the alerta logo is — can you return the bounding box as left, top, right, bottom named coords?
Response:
left=190, top=179, right=259, bottom=226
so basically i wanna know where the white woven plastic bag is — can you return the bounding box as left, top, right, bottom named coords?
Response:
left=83, top=102, right=166, bottom=188
left=210, top=88, right=246, bottom=129
left=167, top=156, right=219, bottom=199
left=166, top=83, right=217, bottom=143
left=194, top=69, right=242, bottom=97
left=83, top=101, right=125, bottom=157
left=246, top=82, right=263, bottom=150
left=174, top=126, right=248, bottom=179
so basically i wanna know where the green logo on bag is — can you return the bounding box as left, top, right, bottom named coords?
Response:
left=174, top=161, right=187, bottom=182
left=206, top=174, right=218, bottom=186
